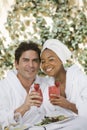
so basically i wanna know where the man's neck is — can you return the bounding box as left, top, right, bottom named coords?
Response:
left=17, top=74, right=35, bottom=93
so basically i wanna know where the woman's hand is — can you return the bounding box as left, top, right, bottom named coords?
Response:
left=50, top=95, right=69, bottom=107
left=50, top=94, right=78, bottom=114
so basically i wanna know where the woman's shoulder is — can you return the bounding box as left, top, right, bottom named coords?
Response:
left=67, top=64, right=84, bottom=73
left=67, top=64, right=87, bottom=80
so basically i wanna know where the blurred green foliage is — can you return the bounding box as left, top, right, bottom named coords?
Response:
left=0, top=0, right=87, bottom=78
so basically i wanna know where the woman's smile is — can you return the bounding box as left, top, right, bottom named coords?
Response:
left=46, top=67, right=53, bottom=72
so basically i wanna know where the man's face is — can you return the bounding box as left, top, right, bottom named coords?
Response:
left=15, top=50, right=40, bottom=81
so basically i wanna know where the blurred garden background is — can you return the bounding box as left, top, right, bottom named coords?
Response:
left=0, top=0, right=87, bottom=79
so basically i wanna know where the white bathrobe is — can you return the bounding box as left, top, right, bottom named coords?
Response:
left=0, top=70, right=47, bottom=126
left=0, top=64, right=87, bottom=129
left=42, top=64, right=87, bottom=118
left=66, top=64, right=87, bottom=117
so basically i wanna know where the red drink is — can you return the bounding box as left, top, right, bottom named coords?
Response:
left=49, top=85, right=60, bottom=99
left=34, top=83, right=43, bottom=102
left=34, top=83, right=40, bottom=91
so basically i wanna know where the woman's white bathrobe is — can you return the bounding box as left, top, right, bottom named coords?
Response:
left=43, top=64, right=87, bottom=118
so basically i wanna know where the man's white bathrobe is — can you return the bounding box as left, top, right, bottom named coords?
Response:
left=0, top=70, right=47, bottom=125
left=0, top=64, right=87, bottom=129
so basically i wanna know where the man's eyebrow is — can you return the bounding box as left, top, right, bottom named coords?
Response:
left=22, top=57, right=39, bottom=60
left=22, top=57, right=29, bottom=60
left=33, top=58, right=40, bottom=61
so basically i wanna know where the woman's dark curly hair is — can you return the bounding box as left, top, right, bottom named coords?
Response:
left=15, top=41, right=41, bottom=63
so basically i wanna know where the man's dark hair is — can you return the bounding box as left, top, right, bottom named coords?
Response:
left=15, top=41, right=41, bottom=63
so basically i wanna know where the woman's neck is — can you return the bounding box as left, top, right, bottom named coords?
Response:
left=55, top=69, right=66, bottom=84
left=55, top=69, right=66, bottom=97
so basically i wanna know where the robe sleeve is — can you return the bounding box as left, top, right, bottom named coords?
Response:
left=0, top=80, right=14, bottom=127
left=75, top=70, right=87, bottom=117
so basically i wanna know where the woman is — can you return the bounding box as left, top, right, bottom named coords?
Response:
left=41, top=39, right=87, bottom=117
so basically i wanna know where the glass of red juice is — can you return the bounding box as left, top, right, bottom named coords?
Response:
left=34, top=83, right=43, bottom=102
left=49, top=85, right=60, bottom=99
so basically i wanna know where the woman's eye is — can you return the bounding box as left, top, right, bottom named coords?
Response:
left=49, top=58, right=55, bottom=61
left=41, top=60, right=45, bottom=64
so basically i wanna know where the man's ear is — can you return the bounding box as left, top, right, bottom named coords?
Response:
left=15, top=61, right=18, bottom=70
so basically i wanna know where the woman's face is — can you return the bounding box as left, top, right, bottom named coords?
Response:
left=41, top=49, right=63, bottom=78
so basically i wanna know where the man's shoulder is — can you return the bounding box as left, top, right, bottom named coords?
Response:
left=0, top=69, right=17, bottom=87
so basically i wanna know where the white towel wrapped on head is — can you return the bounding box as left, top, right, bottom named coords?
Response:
left=41, top=39, right=72, bottom=64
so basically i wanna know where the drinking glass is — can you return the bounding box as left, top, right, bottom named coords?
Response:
left=0, top=117, right=9, bottom=130
left=0, top=122, right=2, bottom=130
left=9, top=112, right=22, bottom=130
left=49, top=86, right=60, bottom=99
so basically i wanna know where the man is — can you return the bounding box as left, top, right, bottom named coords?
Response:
left=0, top=41, right=47, bottom=126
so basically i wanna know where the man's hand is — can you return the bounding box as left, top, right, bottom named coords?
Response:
left=15, top=91, right=43, bottom=116
left=24, top=91, right=43, bottom=108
